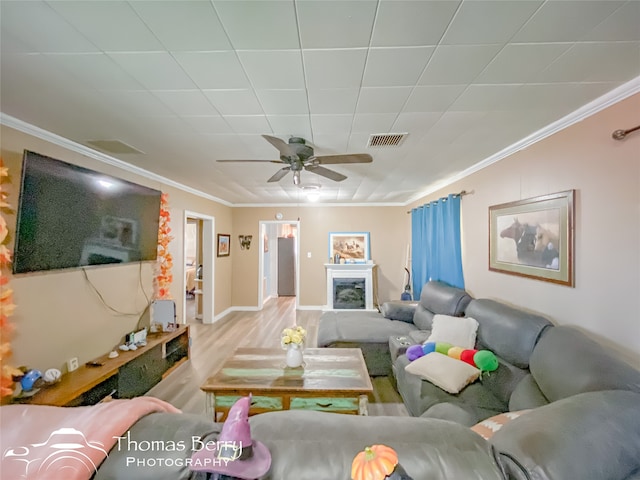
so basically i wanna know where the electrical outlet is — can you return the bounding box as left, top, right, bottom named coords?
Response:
left=67, top=357, right=79, bottom=372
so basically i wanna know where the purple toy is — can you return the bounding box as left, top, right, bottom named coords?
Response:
left=406, top=344, right=425, bottom=361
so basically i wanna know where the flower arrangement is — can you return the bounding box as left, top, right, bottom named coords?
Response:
left=154, top=192, right=173, bottom=300
left=281, top=325, right=307, bottom=349
left=0, top=159, right=20, bottom=399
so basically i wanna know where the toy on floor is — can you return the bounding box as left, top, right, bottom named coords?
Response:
left=406, top=342, right=498, bottom=373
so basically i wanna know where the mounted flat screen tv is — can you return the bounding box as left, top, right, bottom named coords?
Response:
left=13, top=150, right=162, bottom=274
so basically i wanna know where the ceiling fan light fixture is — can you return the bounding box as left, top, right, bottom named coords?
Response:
left=300, top=183, right=321, bottom=202
left=293, top=171, right=301, bottom=185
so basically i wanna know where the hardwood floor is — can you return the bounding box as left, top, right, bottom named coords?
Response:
left=147, top=297, right=408, bottom=417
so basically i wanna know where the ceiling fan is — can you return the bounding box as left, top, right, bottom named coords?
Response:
left=217, top=135, right=373, bottom=185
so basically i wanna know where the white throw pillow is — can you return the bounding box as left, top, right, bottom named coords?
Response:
left=426, top=315, right=478, bottom=349
left=405, top=352, right=481, bottom=394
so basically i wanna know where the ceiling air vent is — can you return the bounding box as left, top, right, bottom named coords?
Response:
left=86, top=140, right=144, bottom=155
left=367, top=132, right=408, bottom=148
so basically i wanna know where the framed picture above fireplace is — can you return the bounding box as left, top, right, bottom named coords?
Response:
left=329, top=232, right=370, bottom=263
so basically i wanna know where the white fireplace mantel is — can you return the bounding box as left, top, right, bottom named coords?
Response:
left=324, top=263, right=377, bottom=311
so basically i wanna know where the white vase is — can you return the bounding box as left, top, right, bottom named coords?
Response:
left=285, top=344, right=304, bottom=368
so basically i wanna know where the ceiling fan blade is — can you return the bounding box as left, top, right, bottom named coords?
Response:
left=310, top=153, right=372, bottom=165
left=268, top=167, right=291, bottom=182
left=262, top=134, right=296, bottom=158
left=305, top=165, right=347, bottom=182
left=217, top=159, right=284, bottom=164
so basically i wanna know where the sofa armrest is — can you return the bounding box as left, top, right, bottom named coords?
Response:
left=380, top=300, right=418, bottom=323
left=490, top=390, right=640, bottom=480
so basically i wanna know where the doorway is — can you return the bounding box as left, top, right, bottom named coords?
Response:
left=259, top=220, right=300, bottom=309
left=183, top=211, right=215, bottom=324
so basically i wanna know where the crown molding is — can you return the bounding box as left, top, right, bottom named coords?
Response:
left=0, top=114, right=233, bottom=207
left=405, top=75, right=640, bottom=206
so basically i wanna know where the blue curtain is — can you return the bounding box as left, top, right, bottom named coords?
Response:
left=411, top=193, right=464, bottom=299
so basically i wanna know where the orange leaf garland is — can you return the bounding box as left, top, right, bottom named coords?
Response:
left=154, top=192, right=174, bottom=300
left=0, top=158, right=17, bottom=399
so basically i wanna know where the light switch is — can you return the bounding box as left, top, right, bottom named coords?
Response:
left=307, top=252, right=312, bottom=258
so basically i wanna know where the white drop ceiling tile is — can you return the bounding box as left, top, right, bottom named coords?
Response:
left=356, top=87, right=412, bottom=114
left=96, top=90, right=176, bottom=116
left=403, top=85, right=467, bottom=112
left=297, top=0, right=377, bottom=48
left=475, top=44, right=572, bottom=84
left=1, top=30, right=33, bottom=55
left=49, top=1, right=163, bottom=52
left=237, top=50, right=305, bottom=89
left=311, top=115, right=354, bottom=134
left=108, top=52, right=197, bottom=90
left=152, top=90, right=220, bottom=116
left=449, top=85, right=523, bottom=111
left=179, top=116, right=233, bottom=134
left=0, top=1, right=100, bottom=53
left=583, top=42, right=640, bottom=82
left=203, top=89, right=263, bottom=115
left=508, top=83, right=621, bottom=112
left=347, top=132, right=375, bottom=152
left=512, top=1, right=625, bottom=43
left=419, top=45, right=502, bottom=85
left=582, top=1, right=640, bottom=41
left=536, top=42, right=640, bottom=83
left=256, top=90, right=310, bottom=115
left=351, top=113, right=397, bottom=133
left=372, top=1, right=458, bottom=47
left=266, top=116, right=312, bottom=140
left=425, top=111, right=488, bottom=143
left=212, top=0, right=300, bottom=49
left=173, top=51, right=250, bottom=89
left=363, top=47, right=435, bottom=87
left=137, top=115, right=193, bottom=134
left=224, top=115, right=272, bottom=134
left=303, top=49, right=368, bottom=88
left=392, top=112, right=442, bottom=135
left=307, top=88, right=360, bottom=114
left=313, top=132, right=349, bottom=153
left=45, top=53, right=145, bottom=90
left=442, top=1, right=542, bottom=45
left=130, top=1, right=232, bottom=51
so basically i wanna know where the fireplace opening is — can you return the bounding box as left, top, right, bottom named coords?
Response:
left=333, top=278, right=366, bottom=309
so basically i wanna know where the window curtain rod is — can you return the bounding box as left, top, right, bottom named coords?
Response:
left=612, top=124, right=640, bottom=140
left=406, top=190, right=470, bottom=213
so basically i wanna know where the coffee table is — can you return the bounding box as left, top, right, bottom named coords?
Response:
left=200, top=347, right=373, bottom=421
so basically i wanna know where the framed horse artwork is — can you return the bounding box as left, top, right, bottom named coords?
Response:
left=489, top=190, right=575, bottom=286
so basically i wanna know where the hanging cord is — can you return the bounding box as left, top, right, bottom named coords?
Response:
left=81, top=262, right=152, bottom=322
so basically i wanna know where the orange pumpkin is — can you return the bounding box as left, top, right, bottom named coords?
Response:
left=351, top=444, right=399, bottom=480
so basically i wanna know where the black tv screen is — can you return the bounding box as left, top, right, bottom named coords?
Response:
left=13, top=150, right=162, bottom=274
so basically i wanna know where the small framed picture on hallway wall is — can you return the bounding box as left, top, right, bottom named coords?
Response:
left=217, top=234, right=230, bottom=257
left=489, top=190, right=575, bottom=287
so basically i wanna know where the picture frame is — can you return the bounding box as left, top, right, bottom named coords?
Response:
left=329, top=232, right=370, bottom=263
left=489, top=190, right=574, bottom=286
left=217, top=234, right=230, bottom=257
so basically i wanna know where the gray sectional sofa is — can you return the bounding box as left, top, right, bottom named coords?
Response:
left=317, top=280, right=471, bottom=375
left=308, top=280, right=640, bottom=479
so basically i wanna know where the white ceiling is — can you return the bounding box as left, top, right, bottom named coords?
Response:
left=1, top=1, right=639, bottom=206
